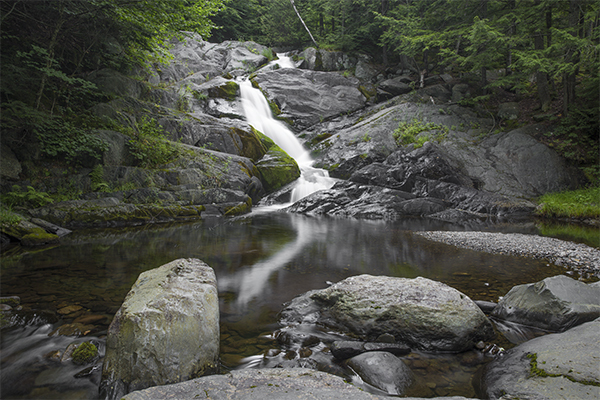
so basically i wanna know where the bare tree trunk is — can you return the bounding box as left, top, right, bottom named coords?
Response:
left=35, top=2, right=66, bottom=110
left=290, top=0, right=318, bottom=48
left=563, top=0, right=580, bottom=115
left=534, top=0, right=551, bottom=111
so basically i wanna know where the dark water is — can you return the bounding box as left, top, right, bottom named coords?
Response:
left=0, top=210, right=586, bottom=399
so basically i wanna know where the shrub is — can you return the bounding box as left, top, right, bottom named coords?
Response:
left=393, top=119, right=448, bottom=148
left=126, top=117, right=180, bottom=169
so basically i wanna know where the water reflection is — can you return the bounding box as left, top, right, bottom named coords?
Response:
left=218, top=215, right=328, bottom=308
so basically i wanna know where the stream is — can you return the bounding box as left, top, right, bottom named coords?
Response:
left=0, top=213, right=584, bottom=399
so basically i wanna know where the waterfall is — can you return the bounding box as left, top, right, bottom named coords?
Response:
left=239, top=54, right=335, bottom=204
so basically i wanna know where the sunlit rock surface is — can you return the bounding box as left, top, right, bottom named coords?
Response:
left=280, top=275, right=495, bottom=352
left=491, top=275, right=600, bottom=332
left=484, top=318, right=600, bottom=400
left=100, top=258, right=219, bottom=400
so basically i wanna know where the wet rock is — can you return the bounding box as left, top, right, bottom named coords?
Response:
left=347, top=351, right=414, bottom=396
left=483, top=318, right=600, bottom=400
left=255, top=145, right=300, bottom=193
left=1, top=220, right=59, bottom=246
left=50, top=323, right=96, bottom=337
left=100, top=258, right=219, bottom=400
left=331, top=340, right=411, bottom=360
left=281, top=275, right=495, bottom=352
left=252, top=68, right=366, bottom=129
left=491, top=275, right=600, bottom=332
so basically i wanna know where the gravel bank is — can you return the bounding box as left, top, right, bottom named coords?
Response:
left=415, top=231, right=600, bottom=279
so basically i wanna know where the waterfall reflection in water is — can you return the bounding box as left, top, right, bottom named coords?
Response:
left=0, top=213, right=577, bottom=399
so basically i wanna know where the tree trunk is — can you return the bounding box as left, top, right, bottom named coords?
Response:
left=563, top=0, right=580, bottom=115
left=289, top=0, right=318, bottom=48
left=35, top=3, right=66, bottom=110
left=534, top=0, right=551, bottom=111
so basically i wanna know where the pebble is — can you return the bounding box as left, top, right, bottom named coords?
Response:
left=415, top=231, right=600, bottom=279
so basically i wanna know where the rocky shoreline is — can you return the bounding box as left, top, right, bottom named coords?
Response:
left=415, top=231, right=600, bottom=279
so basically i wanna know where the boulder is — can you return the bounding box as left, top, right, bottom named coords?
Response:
left=331, top=340, right=411, bottom=360
left=100, top=258, right=219, bottom=400
left=252, top=68, right=367, bottom=129
left=158, top=34, right=270, bottom=82
left=255, top=145, right=301, bottom=193
left=280, top=275, right=495, bottom=352
left=443, top=124, right=585, bottom=198
left=483, top=318, right=600, bottom=400
left=0, top=144, right=21, bottom=180
left=122, top=368, right=391, bottom=400
left=491, top=275, right=600, bottom=332
left=379, top=78, right=413, bottom=96
left=347, top=351, right=414, bottom=395
left=0, top=219, right=59, bottom=246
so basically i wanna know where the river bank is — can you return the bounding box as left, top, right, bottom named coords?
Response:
left=416, top=231, right=600, bottom=279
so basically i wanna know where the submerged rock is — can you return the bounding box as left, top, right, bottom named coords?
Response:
left=280, top=274, right=495, bottom=352
left=347, top=351, right=414, bottom=396
left=100, top=258, right=219, bottom=400
left=483, top=318, right=600, bottom=400
left=491, top=275, right=600, bottom=332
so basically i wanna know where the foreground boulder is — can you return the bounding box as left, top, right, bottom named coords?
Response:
left=100, top=258, right=219, bottom=400
left=122, top=367, right=478, bottom=400
left=483, top=318, right=600, bottom=400
left=491, top=275, right=600, bottom=332
left=122, top=368, right=387, bottom=400
left=280, top=275, right=495, bottom=352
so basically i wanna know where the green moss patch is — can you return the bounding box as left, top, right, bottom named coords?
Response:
left=72, top=341, right=98, bottom=365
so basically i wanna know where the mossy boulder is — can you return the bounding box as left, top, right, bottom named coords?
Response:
left=227, top=127, right=268, bottom=162
left=72, top=341, right=99, bottom=365
left=255, top=145, right=301, bottom=193
left=208, top=81, right=239, bottom=101
left=0, top=220, right=59, bottom=246
left=100, top=258, right=220, bottom=400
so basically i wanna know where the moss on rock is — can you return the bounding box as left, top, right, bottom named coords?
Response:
left=228, top=127, right=268, bottom=162
left=208, top=81, right=239, bottom=101
left=256, top=145, right=300, bottom=193
left=72, top=341, right=99, bottom=365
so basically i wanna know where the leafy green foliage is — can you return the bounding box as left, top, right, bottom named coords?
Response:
left=393, top=119, right=449, bottom=148
left=1, top=186, right=54, bottom=209
left=0, top=206, right=24, bottom=226
left=90, top=165, right=110, bottom=192
left=536, top=186, right=600, bottom=220
left=126, top=117, right=181, bottom=169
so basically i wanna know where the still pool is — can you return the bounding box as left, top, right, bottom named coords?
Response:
left=0, top=210, right=591, bottom=399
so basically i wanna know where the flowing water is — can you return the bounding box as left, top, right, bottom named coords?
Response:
left=239, top=54, right=336, bottom=204
left=1, top=54, right=595, bottom=399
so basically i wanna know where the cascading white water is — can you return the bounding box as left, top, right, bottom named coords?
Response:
left=239, top=54, right=335, bottom=203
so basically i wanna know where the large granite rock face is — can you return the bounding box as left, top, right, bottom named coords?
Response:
left=100, top=259, right=219, bottom=400
left=251, top=68, right=367, bottom=129
left=491, top=275, right=600, bottom=332
left=159, top=34, right=271, bottom=82
left=483, top=318, right=600, bottom=400
left=280, top=275, right=495, bottom=352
